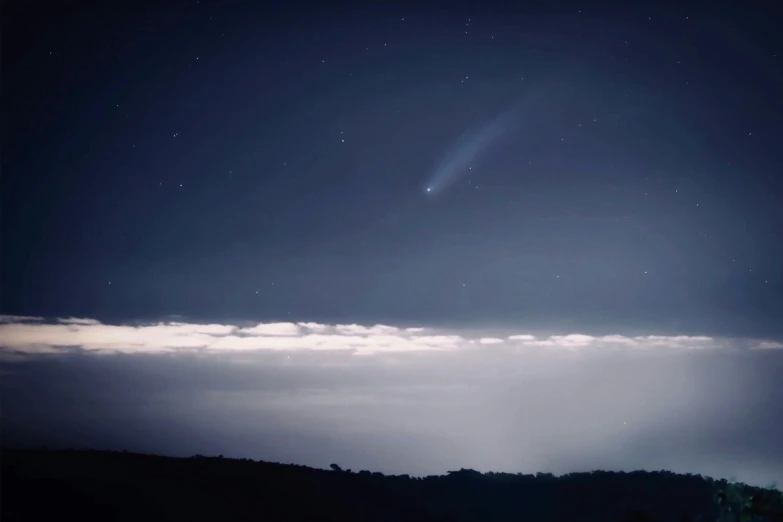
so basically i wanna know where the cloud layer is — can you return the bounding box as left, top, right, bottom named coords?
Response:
left=0, top=315, right=777, bottom=359
left=1, top=315, right=782, bottom=489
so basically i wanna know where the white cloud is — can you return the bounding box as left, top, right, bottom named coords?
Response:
left=57, top=317, right=102, bottom=325
left=0, top=314, right=43, bottom=323
left=633, top=335, right=713, bottom=345
left=298, top=322, right=329, bottom=332
left=508, top=334, right=535, bottom=341
left=0, top=317, right=775, bottom=359
left=166, top=322, right=236, bottom=335
left=756, top=341, right=783, bottom=350
left=239, top=322, right=299, bottom=336
left=506, top=333, right=716, bottom=351
left=478, top=338, right=505, bottom=345
left=0, top=319, right=462, bottom=356
left=334, top=324, right=400, bottom=335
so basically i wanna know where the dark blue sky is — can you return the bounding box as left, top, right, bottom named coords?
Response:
left=4, top=0, right=781, bottom=335
left=2, top=0, right=782, bottom=485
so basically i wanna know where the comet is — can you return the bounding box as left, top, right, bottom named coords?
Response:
left=423, top=73, right=575, bottom=197
left=424, top=104, right=519, bottom=196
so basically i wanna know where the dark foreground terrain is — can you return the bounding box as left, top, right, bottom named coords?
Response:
left=2, top=448, right=781, bottom=522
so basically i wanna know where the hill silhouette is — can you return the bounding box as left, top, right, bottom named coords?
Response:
left=2, top=447, right=781, bottom=521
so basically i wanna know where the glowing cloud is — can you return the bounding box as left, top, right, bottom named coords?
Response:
left=0, top=317, right=778, bottom=360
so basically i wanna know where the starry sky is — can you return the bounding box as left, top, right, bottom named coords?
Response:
left=2, top=0, right=782, bottom=487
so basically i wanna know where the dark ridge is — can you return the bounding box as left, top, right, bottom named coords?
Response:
left=2, top=447, right=781, bottom=522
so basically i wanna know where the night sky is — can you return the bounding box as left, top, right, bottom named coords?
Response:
left=2, top=1, right=782, bottom=487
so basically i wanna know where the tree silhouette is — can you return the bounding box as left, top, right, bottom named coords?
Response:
left=5, top=448, right=783, bottom=522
